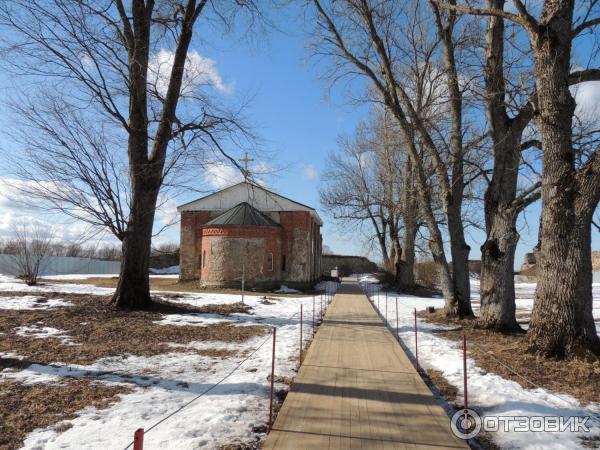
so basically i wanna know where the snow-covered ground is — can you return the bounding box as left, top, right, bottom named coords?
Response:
left=0, top=274, right=117, bottom=296
left=362, top=278, right=600, bottom=450
left=0, top=274, right=338, bottom=449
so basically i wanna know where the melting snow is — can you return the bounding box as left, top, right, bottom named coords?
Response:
left=0, top=295, right=73, bottom=310
left=0, top=273, right=338, bottom=449
left=366, top=279, right=600, bottom=450
left=14, top=326, right=78, bottom=346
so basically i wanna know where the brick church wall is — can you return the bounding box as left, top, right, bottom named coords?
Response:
left=179, top=208, right=322, bottom=290
left=179, top=210, right=213, bottom=281
left=279, top=211, right=310, bottom=286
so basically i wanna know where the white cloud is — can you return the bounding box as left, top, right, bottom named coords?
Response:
left=571, top=81, right=600, bottom=126
left=0, top=178, right=116, bottom=245
left=303, top=164, right=318, bottom=180
left=205, top=163, right=245, bottom=190
left=148, top=49, right=233, bottom=97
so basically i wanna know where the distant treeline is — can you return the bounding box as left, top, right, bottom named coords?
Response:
left=0, top=239, right=179, bottom=262
left=0, top=238, right=121, bottom=261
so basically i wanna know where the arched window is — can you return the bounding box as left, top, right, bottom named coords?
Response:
left=267, top=253, right=274, bottom=272
left=282, top=254, right=286, bottom=272
left=202, top=250, right=207, bottom=268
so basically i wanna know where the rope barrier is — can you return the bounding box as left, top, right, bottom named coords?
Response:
left=123, top=283, right=341, bottom=450
left=467, top=340, right=600, bottom=422
left=123, top=308, right=302, bottom=450
left=360, top=280, right=600, bottom=424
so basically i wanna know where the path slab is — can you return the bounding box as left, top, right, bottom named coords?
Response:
left=263, top=281, right=469, bottom=449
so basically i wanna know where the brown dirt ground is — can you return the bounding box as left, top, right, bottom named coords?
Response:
left=0, top=291, right=268, bottom=449
left=418, top=309, right=600, bottom=406
left=0, top=378, right=132, bottom=450
left=0, top=292, right=265, bottom=365
left=40, top=277, right=314, bottom=297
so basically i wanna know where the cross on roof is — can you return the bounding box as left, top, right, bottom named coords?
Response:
left=239, top=151, right=254, bottom=180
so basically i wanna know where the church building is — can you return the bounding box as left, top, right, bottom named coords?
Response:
left=177, top=182, right=323, bottom=290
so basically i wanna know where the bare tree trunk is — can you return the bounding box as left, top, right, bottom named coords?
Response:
left=113, top=176, right=161, bottom=309
left=411, top=151, right=456, bottom=313
left=399, top=159, right=417, bottom=288
left=478, top=1, right=532, bottom=332
left=447, top=204, right=473, bottom=317
left=311, top=0, right=458, bottom=314
left=480, top=208, right=521, bottom=331
left=399, top=215, right=417, bottom=288
left=574, top=217, right=600, bottom=354
left=527, top=1, right=588, bottom=357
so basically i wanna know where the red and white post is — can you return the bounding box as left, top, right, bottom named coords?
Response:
left=395, top=296, right=399, bottom=338
left=463, top=333, right=468, bottom=423
left=414, top=308, right=419, bottom=371
left=320, top=293, right=323, bottom=320
left=385, top=293, right=388, bottom=324
left=300, top=304, right=303, bottom=363
left=312, top=295, right=315, bottom=336
left=269, top=327, right=276, bottom=431
left=133, top=429, right=144, bottom=450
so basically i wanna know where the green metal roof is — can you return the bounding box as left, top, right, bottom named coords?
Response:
left=205, top=202, right=281, bottom=227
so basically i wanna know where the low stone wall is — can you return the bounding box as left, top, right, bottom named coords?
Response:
left=521, top=251, right=600, bottom=272
left=321, top=254, right=378, bottom=277
left=149, top=251, right=179, bottom=269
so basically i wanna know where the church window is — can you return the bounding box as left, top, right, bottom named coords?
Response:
left=282, top=255, right=286, bottom=272
left=203, top=250, right=207, bottom=268
left=267, top=253, right=274, bottom=272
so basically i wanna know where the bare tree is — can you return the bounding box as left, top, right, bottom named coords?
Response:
left=320, top=123, right=393, bottom=267
left=153, top=242, right=179, bottom=254
left=435, top=0, right=600, bottom=357
left=309, top=0, right=481, bottom=316
left=320, top=110, right=420, bottom=286
left=1, top=223, right=54, bottom=286
left=0, top=1, right=258, bottom=309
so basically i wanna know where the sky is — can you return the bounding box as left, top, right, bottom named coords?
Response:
left=0, top=2, right=597, bottom=267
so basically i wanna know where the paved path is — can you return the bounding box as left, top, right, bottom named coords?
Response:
left=263, top=281, right=469, bottom=450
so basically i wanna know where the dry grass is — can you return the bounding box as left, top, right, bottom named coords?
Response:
left=414, top=261, right=440, bottom=289
left=196, top=302, right=253, bottom=315
left=425, top=369, right=458, bottom=403
left=0, top=378, right=131, bottom=450
left=418, top=309, right=600, bottom=406
left=0, top=292, right=265, bottom=365
left=40, top=277, right=311, bottom=297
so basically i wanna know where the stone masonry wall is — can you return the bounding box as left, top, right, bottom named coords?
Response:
left=322, top=255, right=379, bottom=277
left=200, top=226, right=282, bottom=289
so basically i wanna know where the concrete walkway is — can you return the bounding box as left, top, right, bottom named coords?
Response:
left=263, top=281, right=468, bottom=450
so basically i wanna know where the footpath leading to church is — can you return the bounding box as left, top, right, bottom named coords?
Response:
left=263, top=280, right=469, bottom=450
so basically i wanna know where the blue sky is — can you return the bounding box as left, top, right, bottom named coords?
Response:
left=0, top=4, right=597, bottom=267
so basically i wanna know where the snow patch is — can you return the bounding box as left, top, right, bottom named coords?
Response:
left=15, top=326, right=78, bottom=345
left=0, top=295, right=73, bottom=310
left=364, top=279, right=600, bottom=450
left=274, top=285, right=301, bottom=294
